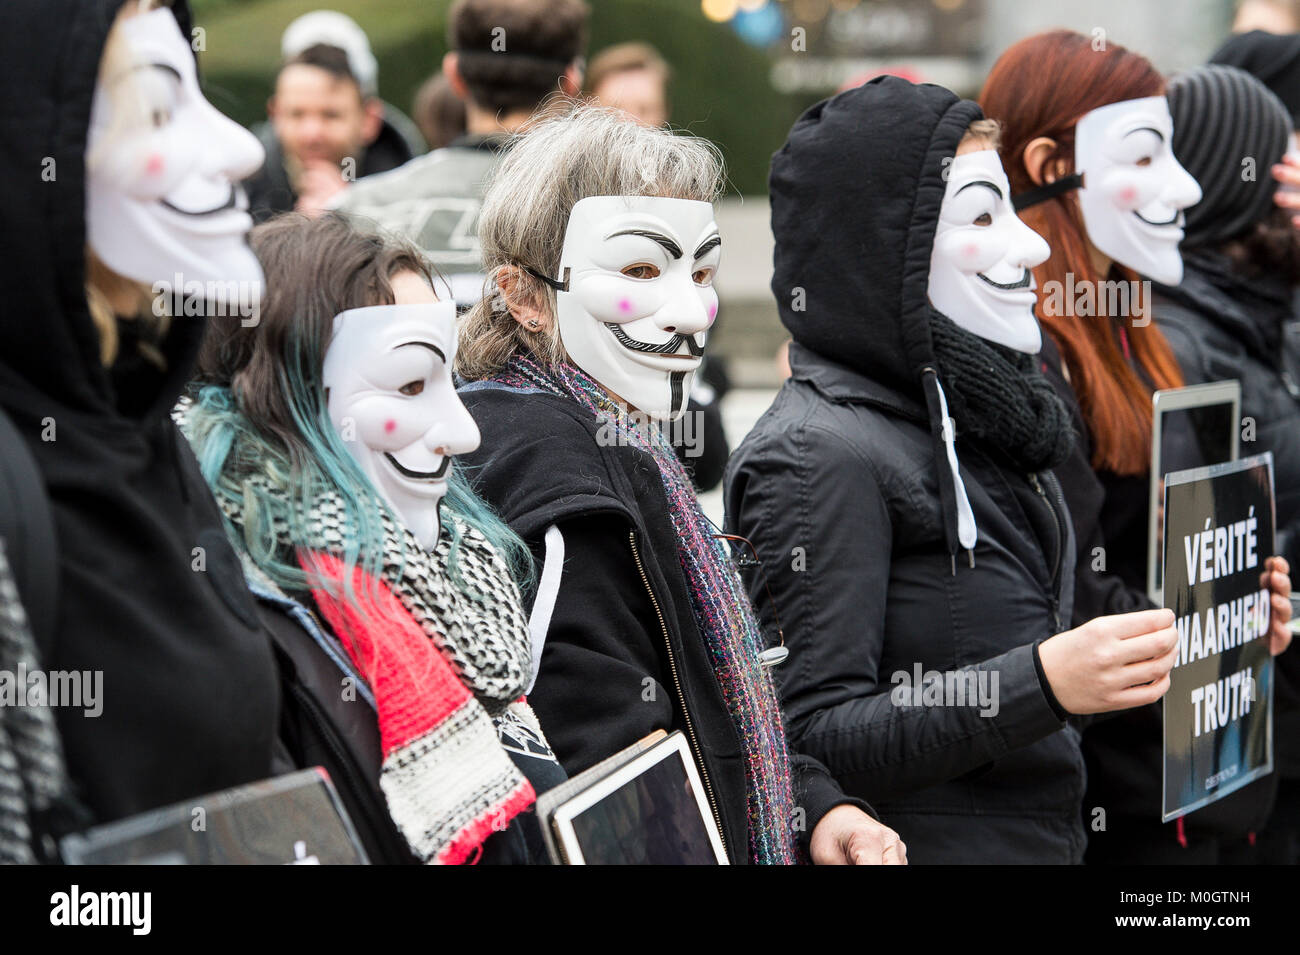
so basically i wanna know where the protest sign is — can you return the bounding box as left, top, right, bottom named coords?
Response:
left=1162, top=453, right=1275, bottom=821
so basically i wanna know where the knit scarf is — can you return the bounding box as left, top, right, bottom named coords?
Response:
left=488, top=356, right=798, bottom=864
left=216, top=471, right=539, bottom=865
left=929, top=311, right=1075, bottom=472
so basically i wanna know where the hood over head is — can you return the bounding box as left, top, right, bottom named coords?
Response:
left=769, top=76, right=1074, bottom=568
left=770, top=75, right=983, bottom=399
left=0, top=0, right=202, bottom=421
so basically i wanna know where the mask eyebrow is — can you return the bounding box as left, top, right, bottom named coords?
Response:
left=138, top=62, right=183, bottom=81
left=1123, top=125, right=1164, bottom=141
left=607, top=229, right=682, bottom=260
left=694, top=235, right=721, bottom=259
left=394, top=341, right=446, bottom=362
left=955, top=179, right=1003, bottom=200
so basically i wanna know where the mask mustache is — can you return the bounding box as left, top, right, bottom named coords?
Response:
left=160, top=183, right=242, bottom=217
left=976, top=268, right=1033, bottom=292
left=605, top=322, right=704, bottom=357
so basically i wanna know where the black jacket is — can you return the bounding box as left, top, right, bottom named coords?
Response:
left=459, top=382, right=862, bottom=863
left=724, top=77, right=1086, bottom=864
left=1154, top=249, right=1300, bottom=780
left=0, top=0, right=279, bottom=826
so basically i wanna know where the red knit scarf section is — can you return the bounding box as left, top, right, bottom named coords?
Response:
left=304, top=552, right=534, bottom=864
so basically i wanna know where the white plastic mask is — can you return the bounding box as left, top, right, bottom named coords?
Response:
left=321, top=302, right=480, bottom=550
left=86, top=7, right=265, bottom=305
left=929, top=150, right=1050, bottom=354
left=1074, top=96, right=1203, bottom=285
left=552, top=196, right=721, bottom=421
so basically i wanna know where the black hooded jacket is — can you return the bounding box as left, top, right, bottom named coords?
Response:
left=725, top=77, right=1088, bottom=864
left=0, top=0, right=279, bottom=827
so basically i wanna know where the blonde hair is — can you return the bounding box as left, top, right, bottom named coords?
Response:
left=84, top=0, right=173, bottom=367
left=457, top=103, right=725, bottom=380
left=960, top=118, right=1002, bottom=151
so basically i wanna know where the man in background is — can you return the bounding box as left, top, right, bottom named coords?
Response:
left=336, top=0, right=589, bottom=307
left=244, top=11, right=423, bottom=220
left=585, top=42, right=670, bottom=128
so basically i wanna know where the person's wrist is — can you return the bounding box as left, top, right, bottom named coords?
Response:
left=1032, top=640, right=1070, bottom=720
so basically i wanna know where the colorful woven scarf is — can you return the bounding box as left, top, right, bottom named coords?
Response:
left=488, top=355, right=798, bottom=864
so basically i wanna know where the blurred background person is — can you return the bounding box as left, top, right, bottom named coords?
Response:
left=1232, top=0, right=1300, bottom=33
left=585, top=41, right=670, bottom=128
left=413, top=72, right=468, bottom=150
left=337, top=0, right=589, bottom=309
left=983, top=30, right=1292, bottom=864
left=244, top=11, right=423, bottom=220
left=1152, top=65, right=1300, bottom=864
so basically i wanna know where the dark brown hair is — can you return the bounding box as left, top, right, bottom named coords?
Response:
left=413, top=73, right=467, bottom=150
left=1217, top=205, right=1300, bottom=284
left=197, top=213, right=433, bottom=452
left=282, top=43, right=363, bottom=100
left=449, top=0, right=589, bottom=113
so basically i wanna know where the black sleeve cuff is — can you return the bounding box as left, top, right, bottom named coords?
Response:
left=1032, top=640, right=1070, bottom=721
left=790, top=753, right=876, bottom=858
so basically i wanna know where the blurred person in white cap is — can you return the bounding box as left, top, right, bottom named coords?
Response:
left=244, top=10, right=424, bottom=220
left=337, top=0, right=589, bottom=308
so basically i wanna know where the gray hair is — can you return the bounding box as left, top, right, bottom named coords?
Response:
left=457, top=103, right=726, bottom=380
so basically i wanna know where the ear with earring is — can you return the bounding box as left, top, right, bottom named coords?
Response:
left=496, top=264, right=550, bottom=334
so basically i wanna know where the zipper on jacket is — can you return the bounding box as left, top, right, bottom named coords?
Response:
left=628, top=529, right=728, bottom=857
left=1028, top=471, right=1065, bottom=632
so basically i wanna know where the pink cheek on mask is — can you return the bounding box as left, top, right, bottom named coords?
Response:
left=707, top=303, right=718, bottom=324
left=617, top=297, right=634, bottom=315
left=384, top=419, right=397, bottom=434
left=964, top=244, right=979, bottom=260
left=1119, top=186, right=1138, bottom=205
left=144, top=153, right=164, bottom=177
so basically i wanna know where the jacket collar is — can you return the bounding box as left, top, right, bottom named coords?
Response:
left=788, top=342, right=929, bottom=422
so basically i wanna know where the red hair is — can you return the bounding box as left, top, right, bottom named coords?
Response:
left=980, top=30, right=1184, bottom=476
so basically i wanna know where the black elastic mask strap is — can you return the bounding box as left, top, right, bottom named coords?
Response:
left=522, top=265, right=570, bottom=293
left=1012, top=172, right=1085, bottom=212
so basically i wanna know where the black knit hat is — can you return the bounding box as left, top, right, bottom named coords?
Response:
left=1210, top=30, right=1300, bottom=122
left=1168, top=64, right=1292, bottom=249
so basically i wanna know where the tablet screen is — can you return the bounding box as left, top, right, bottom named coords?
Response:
left=566, top=749, right=721, bottom=865
left=1149, top=382, right=1240, bottom=601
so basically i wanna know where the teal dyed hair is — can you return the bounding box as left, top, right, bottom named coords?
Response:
left=186, top=213, right=533, bottom=606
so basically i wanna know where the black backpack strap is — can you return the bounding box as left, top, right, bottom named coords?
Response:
left=0, top=407, right=58, bottom=654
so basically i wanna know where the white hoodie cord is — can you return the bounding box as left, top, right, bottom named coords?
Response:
left=525, top=524, right=565, bottom=696
left=933, top=379, right=978, bottom=561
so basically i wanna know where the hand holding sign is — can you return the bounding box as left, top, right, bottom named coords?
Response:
left=1261, top=555, right=1293, bottom=656
left=1038, top=608, right=1179, bottom=715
